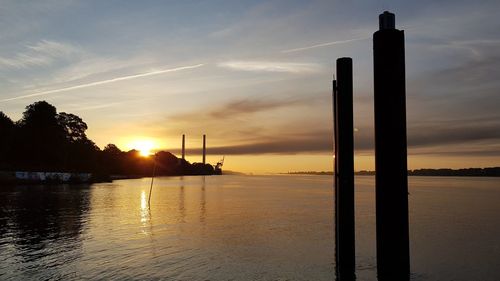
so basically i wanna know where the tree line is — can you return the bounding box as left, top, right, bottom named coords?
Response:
left=286, top=168, right=500, bottom=177
left=0, top=101, right=214, bottom=177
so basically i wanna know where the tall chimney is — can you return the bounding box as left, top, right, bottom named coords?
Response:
left=182, top=134, right=185, bottom=160
left=373, top=11, right=410, bottom=279
left=333, top=57, right=355, bottom=280
left=202, top=134, right=206, bottom=164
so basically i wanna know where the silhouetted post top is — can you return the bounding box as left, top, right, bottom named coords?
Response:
left=338, top=57, right=352, bottom=63
left=379, top=11, right=396, bottom=30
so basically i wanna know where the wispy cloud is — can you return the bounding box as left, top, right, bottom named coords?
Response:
left=281, top=37, right=369, bottom=53
left=155, top=95, right=331, bottom=154
left=354, top=116, right=500, bottom=155
left=167, top=95, right=320, bottom=125
left=173, top=135, right=332, bottom=155
left=408, top=118, right=500, bottom=148
left=218, top=61, right=321, bottom=73
left=0, top=40, right=81, bottom=69
left=0, top=63, right=204, bottom=102
left=208, top=98, right=304, bottom=118
left=171, top=116, right=500, bottom=156
left=75, top=102, right=124, bottom=111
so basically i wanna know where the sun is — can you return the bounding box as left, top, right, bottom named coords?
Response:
left=130, top=140, right=155, bottom=157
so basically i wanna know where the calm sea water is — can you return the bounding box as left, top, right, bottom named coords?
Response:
left=0, top=175, right=499, bottom=280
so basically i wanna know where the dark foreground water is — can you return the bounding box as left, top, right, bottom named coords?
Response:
left=0, top=175, right=499, bottom=280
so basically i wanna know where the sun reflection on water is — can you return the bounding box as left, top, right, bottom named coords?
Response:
left=140, top=190, right=151, bottom=235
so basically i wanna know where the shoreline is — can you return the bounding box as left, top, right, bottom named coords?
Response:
left=0, top=171, right=222, bottom=185
left=283, top=167, right=500, bottom=177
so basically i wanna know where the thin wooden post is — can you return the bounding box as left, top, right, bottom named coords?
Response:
left=148, top=154, right=157, bottom=206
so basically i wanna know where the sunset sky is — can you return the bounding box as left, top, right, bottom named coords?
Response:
left=1, top=0, right=499, bottom=173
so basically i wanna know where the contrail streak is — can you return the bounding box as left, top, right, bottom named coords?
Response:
left=1, top=63, right=204, bottom=102
left=281, top=37, right=369, bottom=53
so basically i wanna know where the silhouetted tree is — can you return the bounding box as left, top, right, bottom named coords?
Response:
left=0, top=112, right=15, bottom=168
left=100, top=144, right=124, bottom=174
left=16, top=101, right=66, bottom=170
left=155, top=151, right=179, bottom=174
left=190, top=163, right=215, bottom=175
left=0, top=111, right=14, bottom=129
left=57, top=112, right=98, bottom=172
left=57, top=112, right=89, bottom=143
left=103, top=144, right=122, bottom=155
left=19, top=101, right=60, bottom=128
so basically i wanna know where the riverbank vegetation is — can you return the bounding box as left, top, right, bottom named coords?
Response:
left=0, top=101, right=214, bottom=177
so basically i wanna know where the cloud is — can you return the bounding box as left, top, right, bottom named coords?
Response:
left=281, top=36, right=369, bottom=53
left=210, top=98, right=309, bottom=119
left=408, top=117, right=500, bottom=147
left=354, top=116, right=500, bottom=155
left=159, top=95, right=322, bottom=144
left=432, top=39, right=500, bottom=60
left=177, top=120, right=500, bottom=156
left=45, top=56, right=154, bottom=86
left=208, top=98, right=305, bottom=118
left=168, top=95, right=321, bottom=124
left=411, top=145, right=500, bottom=157
left=414, top=57, right=500, bottom=92
left=171, top=132, right=332, bottom=155
left=155, top=95, right=331, bottom=152
left=0, top=63, right=204, bottom=102
left=75, top=102, right=123, bottom=111
left=217, top=61, right=321, bottom=73
left=406, top=46, right=500, bottom=124
left=0, top=40, right=81, bottom=69
left=163, top=114, right=500, bottom=157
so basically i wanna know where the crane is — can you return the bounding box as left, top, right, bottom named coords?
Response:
left=215, top=156, right=224, bottom=175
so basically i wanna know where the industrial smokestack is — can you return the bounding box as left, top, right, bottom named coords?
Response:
left=182, top=134, right=185, bottom=160
left=373, top=11, right=410, bottom=279
left=202, top=134, right=206, bottom=164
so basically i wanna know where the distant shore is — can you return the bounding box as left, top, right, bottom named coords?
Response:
left=285, top=167, right=500, bottom=177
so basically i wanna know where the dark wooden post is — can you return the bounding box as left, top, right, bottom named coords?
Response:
left=373, top=11, right=410, bottom=280
left=334, top=57, right=355, bottom=280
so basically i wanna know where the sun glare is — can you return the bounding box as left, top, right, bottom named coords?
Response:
left=130, top=140, right=155, bottom=157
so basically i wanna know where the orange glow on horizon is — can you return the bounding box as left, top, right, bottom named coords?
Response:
left=127, top=139, right=156, bottom=157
